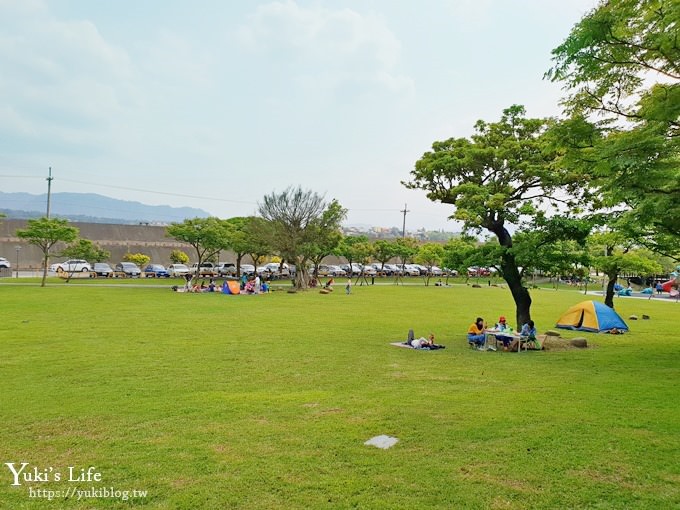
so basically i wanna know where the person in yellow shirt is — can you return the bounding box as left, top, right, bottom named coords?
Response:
left=467, top=317, right=486, bottom=349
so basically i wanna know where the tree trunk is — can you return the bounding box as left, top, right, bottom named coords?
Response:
left=604, top=272, right=617, bottom=308
left=490, top=223, right=532, bottom=329
left=294, top=257, right=309, bottom=290
left=41, top=253, right=48, bottom=287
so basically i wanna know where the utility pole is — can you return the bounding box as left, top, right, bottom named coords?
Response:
left=400, top=203, right=409, bottom=238
left=46, top=166, right=53, bottom=218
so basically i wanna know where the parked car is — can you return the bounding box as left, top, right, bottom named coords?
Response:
left=361, top=264, right=377, bottom=276
left=190, top=262, right=216, bottom=276
left=50, top=259, right=92, bottom=273
left=401, top=264, right=420, bottom=276
left=412, top=264, right=429, bottom=275
left=0, top=257, right=10, bottom=269
left=115, top=262, right=142, bottom=278
left=429, top=266, right=444, bottom=276
left=214, top=262, right=237, bottom=276
left=316, top=264, right=345, bottom=277
left=144, top=264, right=170, bottom=278
left=468, top=266, right=491, bottom=277
left=384, top=263, right=402, bottom=275
left=92, top=262, right=114, bottom=277
left=339, top=263, right=362, bottom=276
left=261, top=262, right=289, bottom=276
left=326, top=265, right=347, bottom=277
left=240, top=264, right=255, bottom=275
left=167, top=263, right=190, bottom=277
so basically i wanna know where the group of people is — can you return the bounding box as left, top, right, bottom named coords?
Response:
left=467, top=316, right=538, bottom=352
left=239, top=273, right=270, bottom=294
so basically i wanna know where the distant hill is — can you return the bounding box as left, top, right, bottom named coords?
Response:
left=0, top=192, right=210, bottom=224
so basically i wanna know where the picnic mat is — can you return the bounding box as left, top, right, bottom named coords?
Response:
left=390, top=342, right=413, bottom=349
left=389, top=342, right=445, bottom=350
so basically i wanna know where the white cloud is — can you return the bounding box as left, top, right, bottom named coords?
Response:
left=0, top=2, right=136, bottom=151
left=237, top=0, right=413, bottom=97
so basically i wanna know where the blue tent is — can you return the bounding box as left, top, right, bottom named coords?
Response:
left=556, top=300, right=629, bottom=333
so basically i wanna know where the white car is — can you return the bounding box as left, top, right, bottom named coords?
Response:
left=167, top=264, right=190, bottom=277
left=240, top=264, right=255, bottom=275
left=50, top=259, right=92, bottom=273
left=360, top=264, right=377, bottom=276
left=401, top=264, right=421, bottom=276
left=0, top=257, right=10, bottom=269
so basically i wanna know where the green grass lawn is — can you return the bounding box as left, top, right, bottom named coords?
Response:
left=1, top=282, right=678, bottom=509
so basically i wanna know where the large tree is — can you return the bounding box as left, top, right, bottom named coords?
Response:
left=166, top=217, right=230, bottom=282
left=305, top=200, right=346, bottom=278
left=588, top=231, right=662, bottom=307
left=415, top=243, right=444, bottom=286
left=442, top=236, right=478, bottom=282
left=223, top=217, right=252, bottom=277
left=372, top=240, right=399, bottom=274
left=405, top=105, right=580, bottom=327
left=258, top=187, right=345, bottom=290
left=392, top=237, right=419, bottom=285
left=16, top=217, right=78, bottom=287
left=547, top=0, right=680, bottom=257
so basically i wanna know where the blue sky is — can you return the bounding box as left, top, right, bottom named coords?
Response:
left=0, top=0, right=598, bottom=230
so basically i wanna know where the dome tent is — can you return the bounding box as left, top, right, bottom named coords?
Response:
left=556, top=300, right=628, bottom=333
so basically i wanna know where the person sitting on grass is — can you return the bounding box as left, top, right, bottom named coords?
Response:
left=324, top=277, right=335, bottom=290
left=467, top=317, right=486, bottom=349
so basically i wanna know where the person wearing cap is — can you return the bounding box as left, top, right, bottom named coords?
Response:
left=495, top=315, right=514, bottom=349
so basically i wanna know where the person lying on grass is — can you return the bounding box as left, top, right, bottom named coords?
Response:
left=409, top=333, right=445, bottom=350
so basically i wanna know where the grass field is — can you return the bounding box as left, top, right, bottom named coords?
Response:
left=1, top=281, right=678, bottom=509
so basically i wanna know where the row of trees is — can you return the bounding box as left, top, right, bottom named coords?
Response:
left=10, top=191, right=672, bottom=295
left=405, top=0, right=679, bottom=326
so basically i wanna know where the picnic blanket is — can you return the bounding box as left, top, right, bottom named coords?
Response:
left=389, top=342, right=445, bottom=350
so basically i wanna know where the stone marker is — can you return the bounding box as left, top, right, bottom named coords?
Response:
left=629, top=315, right=638, bottom=320
left=364, top=435, right=399, bottom=449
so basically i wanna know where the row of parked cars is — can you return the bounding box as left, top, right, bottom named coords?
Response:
left=49, top=259, right=172, bottom=278
left=46, top=258, right=469, bottom=279
left=316, top=263, right=454, bottom=277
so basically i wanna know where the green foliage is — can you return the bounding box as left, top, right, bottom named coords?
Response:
left=169, top=249, right=189, bottom=265
left=335, top=235, right=374, bottom=281
left=123, top=252, right=151, bottom=268
left=588, top=230, right=663, bottom=306
left=392, top=237, right=419, bottom=265
left=166, top=217, right=230, bottom=278
left=406, top=106, right=583, bottom=325
left=302, top=200, right=346, bottom=275
left=61, top=238, right=110, bottom=264
left=442, top=237, right=477, bottom=276
left=548, top=0, right=680, bottom=256
left=415, top=243, right=444, bottom=286
left=372, top=239, right=399, bottom=269
left=259, top=188, right=346, bottom=290
left=15, top=217, right=78, bottom=287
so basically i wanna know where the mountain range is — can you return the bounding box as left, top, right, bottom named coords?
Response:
left=0, top=192, right=210, bottom=224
